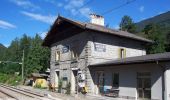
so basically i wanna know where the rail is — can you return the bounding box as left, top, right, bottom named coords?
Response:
left=0, top=84, right=55, bottom=100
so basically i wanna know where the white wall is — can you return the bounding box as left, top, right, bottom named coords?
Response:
left=90, top=63, right=163, bottom=99
left=88, top=32, right=146, bottom=65
left=165, top=62, right=170, bottom=100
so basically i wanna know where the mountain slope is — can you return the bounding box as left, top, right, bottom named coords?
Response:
left=136, top=11, right=170, bottom=34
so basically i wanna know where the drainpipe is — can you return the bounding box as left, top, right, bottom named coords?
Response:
left=156, top=60, right=165, bottom=100
left=135, top=88, right=138, bottom=100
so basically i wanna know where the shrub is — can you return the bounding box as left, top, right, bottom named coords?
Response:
left=58, top=79, right=63, bottom=93
left=66, top=82, right=71, bottom=95
left=0, top=73, right=22, bottom=86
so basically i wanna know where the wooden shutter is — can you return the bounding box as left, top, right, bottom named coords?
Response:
left=55, top=51, right=60, bottom=61
left=71, top=50, right=75, bottom=59
left=118, top=48, right=121, bottom=58
left=124, top=49, right=126, bottom=58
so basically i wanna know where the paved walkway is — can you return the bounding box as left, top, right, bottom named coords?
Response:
left=18, top=86, right=132, bottom=100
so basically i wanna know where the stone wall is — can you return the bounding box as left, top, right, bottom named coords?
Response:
left=49, top=30, right=147, bottom=93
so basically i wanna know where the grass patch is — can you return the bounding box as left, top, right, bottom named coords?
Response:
left=0, top=73, right=22, bottom=86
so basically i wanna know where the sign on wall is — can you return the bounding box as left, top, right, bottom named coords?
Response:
left=94, top=43, right=106, bottom=52
left=62, top=45, right=69, bottom=53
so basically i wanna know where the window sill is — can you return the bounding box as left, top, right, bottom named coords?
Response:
left=55, top=61, right=60, bottom=65
left=71, top=59, right=78, bottom=63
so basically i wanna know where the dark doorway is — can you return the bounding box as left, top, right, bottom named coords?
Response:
left=137, top=72, right=151, bottom=99
left=96, top=71, right=104, bottom=94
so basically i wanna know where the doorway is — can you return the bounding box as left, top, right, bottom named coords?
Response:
left=137, top=72, right=151, bottom=99
left=96, top=71, right=104, bottom=94
left=73, top=70, right=78, bottom=93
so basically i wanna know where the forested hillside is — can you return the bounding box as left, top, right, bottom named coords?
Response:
left=0, top=34, right=50, bottom=85
left=136, top=11, right=170, bottom=34
left=0, top=43, right=7, bottom=61
left=134, top=11, right=170, bottom=53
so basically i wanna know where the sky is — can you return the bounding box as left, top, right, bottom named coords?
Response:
left=0, top=0, right=170, bottom=47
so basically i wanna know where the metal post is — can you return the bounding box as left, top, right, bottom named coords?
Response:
left=77, top=71, right=79, bottom=95
left=22, top=50, right=24, bottom=80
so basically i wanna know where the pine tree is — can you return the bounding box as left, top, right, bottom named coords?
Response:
left=119, top=15, right=137, bottom=33
left=143, top=23, right=166, bottom=54
left=25, top=34, right=50, bottom=76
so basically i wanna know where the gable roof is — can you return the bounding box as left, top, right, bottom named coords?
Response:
left=90, top=52, right=170, bottom=67
left=43, top=16, right=153, bottom=46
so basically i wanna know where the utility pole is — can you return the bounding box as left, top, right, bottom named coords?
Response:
left=22, top=50, right=24, bottom=80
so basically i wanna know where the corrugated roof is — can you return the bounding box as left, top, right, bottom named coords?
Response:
left=43, top=16, right=153, bottom=46
left=90, top=52, right=170, bottom=66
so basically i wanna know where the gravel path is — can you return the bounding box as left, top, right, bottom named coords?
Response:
left=18, top=86, right=131, bottom=100
left=0, top=86, right=40, bottom=100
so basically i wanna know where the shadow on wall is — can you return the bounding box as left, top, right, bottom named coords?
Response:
left=88, top=63, right=162, bottom=98
left=89, top=31, right=145, bottom=50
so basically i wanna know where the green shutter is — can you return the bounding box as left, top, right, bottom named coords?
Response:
left=124, top=49, right=126, bottom=58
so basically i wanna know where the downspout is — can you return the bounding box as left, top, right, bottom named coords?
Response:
left=156, top=60, right=165, bottom=100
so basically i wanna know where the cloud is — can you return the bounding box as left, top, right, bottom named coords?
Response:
left=64, top=0, right=92, bottom=18
left=21, top=11, right=56, bottom=24
left=139, top=6, right=144, bottom=13
left=10, top=0, right=40, bottom=10
left=4, top=44, right=10, bottom=48
left=79, top=7, right=91, bottom=18
left=0, top=20, right=16, bottom=29
left=41, top=0, right=63, bottom=7
left=39, top=31, right=47, bottom=39
left=43, top=0, right=56, bottom=4
left=113, top=24, right=120, bottom=30
left=64, top=0, right=84, bottom=10
left=57, top=3, right=63, bottom=7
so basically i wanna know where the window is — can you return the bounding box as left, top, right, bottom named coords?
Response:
left=62, top=45, right=69, bottom=53
left=119, top=48, right=126, bottom=58
left=94, top=43, right=106, bottom=52
left=112, top=73, right=119, bottom=88
left=55, top=51, right=60, bottom=61
left=71, top=44, right=79, bottom=61
left=71, top=50, right=78, bottom=60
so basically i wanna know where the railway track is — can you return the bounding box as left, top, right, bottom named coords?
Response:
left=0, top=84, right=56, bottom=100
left=0, top=88, right=16, bottom=100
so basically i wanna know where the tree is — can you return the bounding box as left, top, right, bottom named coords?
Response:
left=165, top=31, right=170, bottom=51
left=20, top=34, right=32, bottom=58
left=143, top=23, right=166, bottom=54
left=0, top=43, right=7, bottom=61
left=0, top=34, right=50, bottom=78
left=119, top=15, right=137, bottom=33
left=25, top=34, right=50, bottom=76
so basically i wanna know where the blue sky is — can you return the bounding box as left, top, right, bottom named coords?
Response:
left=0, top=0, right=170, bottom=47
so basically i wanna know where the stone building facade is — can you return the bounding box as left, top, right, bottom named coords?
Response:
left=43, top=15, right=151, bottom=93
left=42, top=15, right=170, bottom=100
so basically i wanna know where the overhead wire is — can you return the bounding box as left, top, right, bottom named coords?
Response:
left=80, top=0, right=95, bottom=8
left=101, top=0, right=137, bottom=15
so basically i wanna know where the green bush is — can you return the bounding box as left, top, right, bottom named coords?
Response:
left=0, top=73, right=22, bottom=86
left=66, top=82, right=71, bottom=95
left=58, top=79, right=63, bottom=93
